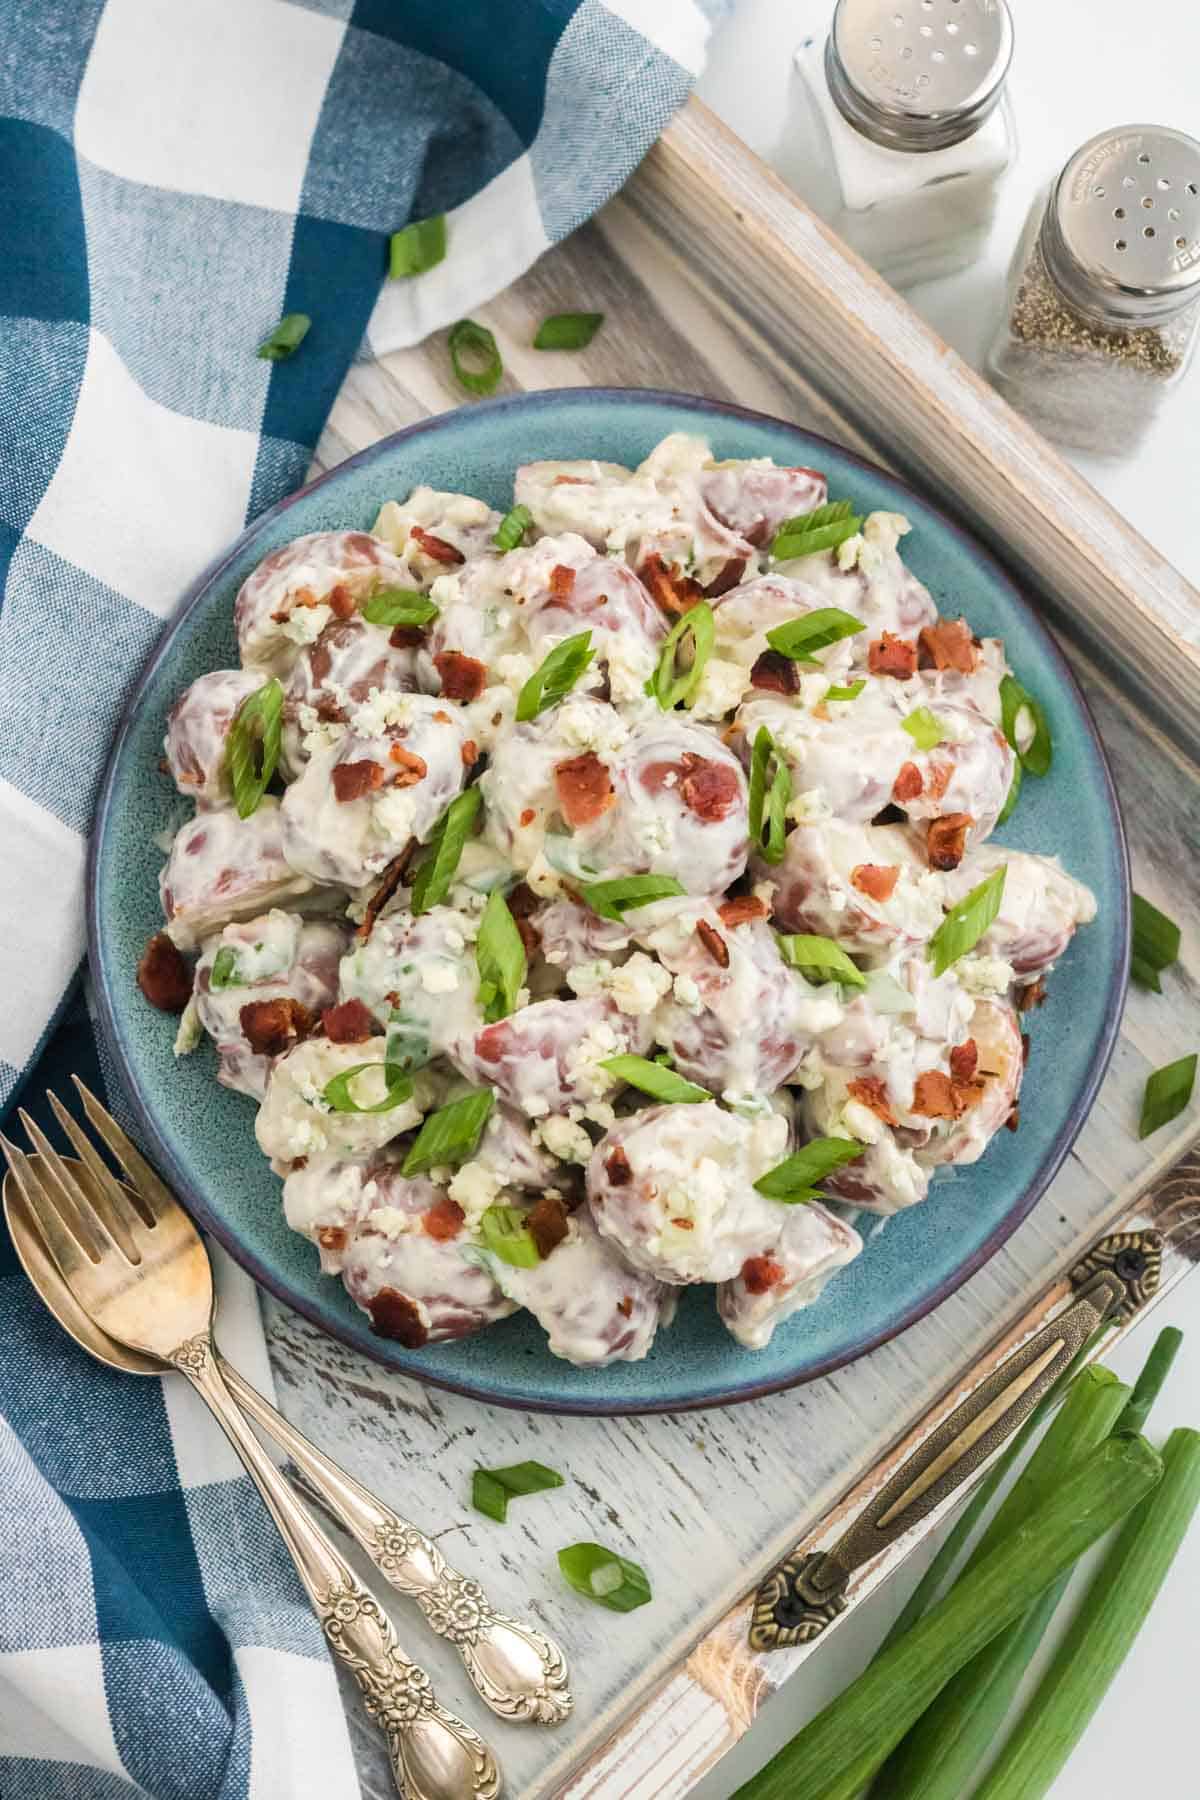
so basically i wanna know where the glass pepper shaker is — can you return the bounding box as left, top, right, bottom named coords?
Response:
left=778, top=0, right=1017, bottom=287
left=985, top=126, right=1200, bottom=456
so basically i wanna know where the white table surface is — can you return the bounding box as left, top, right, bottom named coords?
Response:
left=692, top=3, right=1200, bottom=1795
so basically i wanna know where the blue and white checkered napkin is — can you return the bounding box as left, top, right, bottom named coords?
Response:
left=0, top=3, right=726, bottom=1792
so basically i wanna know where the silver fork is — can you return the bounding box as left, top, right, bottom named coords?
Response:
left=3, top=1087, right=502, bottom=1800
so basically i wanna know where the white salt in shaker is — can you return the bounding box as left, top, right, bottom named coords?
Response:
left=985, top=126, right=1200, bottom=456
left=779, top=0, right=1016, bottom=287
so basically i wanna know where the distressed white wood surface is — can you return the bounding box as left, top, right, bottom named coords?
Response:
left=260, top=104, right=1200, bottom=1800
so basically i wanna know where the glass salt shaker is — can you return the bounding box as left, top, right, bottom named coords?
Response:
left=985, top=126, right=1200, bottom=456
left=779, top=0, right=1016, bottom=287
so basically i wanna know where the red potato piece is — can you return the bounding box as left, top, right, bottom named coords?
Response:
left=159, top=799, right=315, bottom=951
left=916, top=999, right=1024, bottom=1170
left=165, top=669, right=264, bottom=806
left=194, top=913, right=345, bottom=1100
left=343, top=1225, right=515, bottom=1345
left=700, top=463, right=826, bottom=545
left=716, top=1199, right=861, bottom=1349
left=234, top=530, right=415, bottom=675
left=457, top=994, right=651, bottom=1117
left=734, top=688, right=913, bottom=825
left=940, top=846, right=1098, bottom=977
left=282, top=617, right=418, bottom=775
left=772, top=513, right=936, bottom=649
left=764, top=820, right=944, bottom=955
left=337, top=904, right=485, bottom=1066
left=484, top=1207, right=671, bottom=1365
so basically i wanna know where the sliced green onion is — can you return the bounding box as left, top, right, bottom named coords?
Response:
left=479, top=1203, right=540, bottom=1268
left=401, top=1088, right=494, bottom=1176
left=410, top=788, right=482, bottom=914
left=748, top=727, right=791, bottom=865
left=471, top=1461, right=564, bottom=1523
left=1000, top=673, right=1052, bottom=777
left=515, top=631, right=594, bottom=722
left=493, top=504, right=533, bottom=552
left=974, top=1428, right=1200, bottom=1800
left=1115, top=1325, right=1184, bottom=1436
left=737, top=1436, right=1162, bottom=1800
left=777, top=934, right=867, bottom=990
left=599, top=1054, right=709, bottom=1105
left=1131, top=891, right=1181, bottom=992
left=901, top=706, right=946, bottom=752
left=389, top=214, right=446, bottom=278
left=1138, top=1052, right=1197, bottom=1138
left=765, top=607, right=865, bottom=666
left=753, top=1137, right=865, bottom=1202
left=557, top=1543, right=651, bottom=1613
left=927, top=865, right=1006, bottom=978
left=996, top=755, right=1023, bottom=827
left=475, top=889, right=526, bottom=1024
left=825, top=679, right=866, bottom=702
left=209, top=946, right=241, bottom=990
left=770, top=499, right=863, bottom=561
left=533, top=312, right=604, bottom=351
left=322, top=1062, right=413, bottom=1115
left=226, top=678, right=283, bottom=819
left=578, top=874, right=686, bottom=923
left=648, top=602, right=714, bottom=709
left=256, top=312, right=311, bottom=361
left=448, top=318, right=502, bottom=396
left=361, top=589, right=439, bottom=629
left=875, top=1365, right=1131, bottom=1800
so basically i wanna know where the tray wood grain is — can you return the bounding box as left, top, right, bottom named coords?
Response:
left=279, top=96, right=1200, bottom=1800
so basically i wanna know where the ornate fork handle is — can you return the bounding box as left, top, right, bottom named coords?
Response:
left=219, top=1354, right=571, bottom=1726
left=174, top=1338, right=500, bottom=1800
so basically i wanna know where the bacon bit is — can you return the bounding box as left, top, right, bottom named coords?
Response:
left=893, top=761, right=924, bottom=804
left=696, top=918, right=731, bottom=968
left=1016, top=977, right=1047, bottom=1012
left=606, top=1146, right=633, bottom=1186
left=868, top=632, right=917, bottom=678
left=367, top=1287, right=428, bottom=1347
left=473, top=1022, right=508, bottom=1065
left=702, top=556, right=747, bottom=598
left=322, top=998, right=377, bottom=1044
left=718, top=894, right=768, bottom=928
left=811, top=700, right=832, bottom=722
left=294, top=587, right=320, bottom=608
left=851, top=863, right=900, bottom=902
left=1006, top=1104, right=1020, bottom=1132
left=871, top=804, right=906, bottom=827
left=291, top=1157, right=308, bottom=1171
left=316, top=1226, right=347, bottom=1253
left=389, top=624, right=425, bottom=648
left=137, top=933, right=192, bottom=1013
left=519, top=807, right=537, bottom=828
left=950, top=1038, right=979, bottom=1082
left=616, top=1296, right=634, bottom=1318
left=316, top=695, right=348, bottom=723
left=670, top=1217, right=695, bottom=1230
left=332, top=759, right=385, bottom=803
left=639, top=551, right=703, bottom=616
left=553, top=474, right=588, bottom=484
left=386, top=743, right=428, bottom=788
left=926, top=762, right=953, bottom=801
left=328, top=583, right=356, bottom=620
left=507, top=881, right=542, bottom=957
left=554, top=751, right=615, bottom=826
left=749, top=649, right=800, bottom=695
left=433, top=710, right=452, bottom=724
left=528, top=1194, right=569, bottom=1260
left=918, top=617, right=979, bottom=673
left=357, top=846, right=417, bottom=941
left=433, top=650, right=487, bottom=702
left=679, top=753, right=741, bottom=823
left=927, top=812, right=973, bottom=871
left=1021, top=1032, right=1031, bottom=1064
left=411, top=527, right=463, bottom=565
left=953, top=1079, right=986, bottom=1113
left=741, top=1255, right=786, bottom=1295
left=847, top=1075, right=898, bottom=1127
left=423, top=1198, right=466, bottom=1242
left=548, top=564, right=576, bottom=599
left=911, top=1071, right=959, bottom=1119
left=460, top=739, right=478, bottom=767
left=240, top=997, right=315, bottom=1057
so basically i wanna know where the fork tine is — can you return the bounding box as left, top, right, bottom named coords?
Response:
left=46, top=1092, right=149, bottom=1256
left=72, top=1078, right=177, bottom=1226
left=18, top=1109, right=125, bottom=1266
left=1, top=1134, right=94, bottom=1281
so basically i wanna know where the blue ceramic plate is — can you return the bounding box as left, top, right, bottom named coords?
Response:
left=88, top=390, right=1129, bottom=1414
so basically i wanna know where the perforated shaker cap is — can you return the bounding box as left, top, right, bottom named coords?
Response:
left=825, top=0, right=1013, bottom=153
left=1039, top=126, right=1200, bottom=326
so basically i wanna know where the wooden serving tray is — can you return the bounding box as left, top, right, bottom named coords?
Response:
left=271, top=97, right=1200, bottom=1800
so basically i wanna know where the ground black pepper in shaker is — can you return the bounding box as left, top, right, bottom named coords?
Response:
left=985, top=125, right=1200, bottom=456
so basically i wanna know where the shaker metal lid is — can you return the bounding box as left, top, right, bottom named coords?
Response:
left=1040, top=126, right=1200, bottom=325
left=825, top=0, right=1013, bottom=153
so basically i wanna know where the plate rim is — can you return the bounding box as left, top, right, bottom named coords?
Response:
left=86, top=385, right=1131, bottom=1415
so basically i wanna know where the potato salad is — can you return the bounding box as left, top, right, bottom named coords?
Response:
left=140, top=433, right=1096, bottom=1366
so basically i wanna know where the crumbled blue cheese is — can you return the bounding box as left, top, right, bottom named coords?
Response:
left=280, top=603, right=332, bottom=646
left=351, top=688, right=414, bottom=739
left=567, top=952, right=670, bottom=1016
left=836, top=510, right=910, bottom=574
left=689, top=656, right=749, bottom=722
left=789, top=787, right=834, bottom=825
left=557, top=700, right=629, bottom=755
left=672, top=971, right=702, bottom=1012
left=447, top=1158, right=504, bottom=1227
left=419, top=961, right=460, bottom=995
left=297, top=701, right=347, bottom=758
left=565, top=1017, right=623, bottom=1099
left=535, top=1114, right=594, bottom=1164
left=956, top=953, right=1016, bottom=996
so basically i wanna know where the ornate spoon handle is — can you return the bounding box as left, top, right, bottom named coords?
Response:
left=219, top=1353, right=572, bottom=1726
left=175, top=1337, right=500, bottom=1799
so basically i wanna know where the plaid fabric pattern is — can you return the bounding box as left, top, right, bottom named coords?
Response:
left=0, top=2, right=726, bottom=1790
